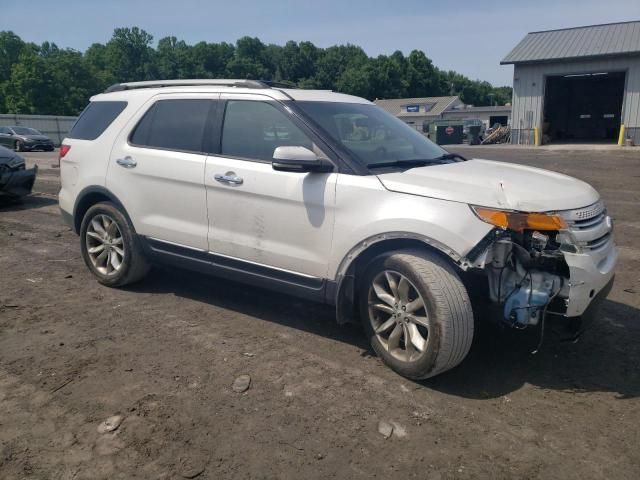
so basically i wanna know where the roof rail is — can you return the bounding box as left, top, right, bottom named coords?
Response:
left=259, top=80, right=298, bottom=89
left=103, top=79, right=271, bottom=93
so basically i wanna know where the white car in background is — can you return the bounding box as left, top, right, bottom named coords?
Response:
left=58, top=80, right=616, bottom=380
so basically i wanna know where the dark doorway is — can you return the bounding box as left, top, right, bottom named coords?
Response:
left=543, top=72, right=625, bottom=143
left=489, top=115, right=509, bottom=127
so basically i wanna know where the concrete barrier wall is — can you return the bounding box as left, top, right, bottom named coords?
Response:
left=0, top=114, right=78, bottom=146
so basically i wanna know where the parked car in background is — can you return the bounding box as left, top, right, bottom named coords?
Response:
left=0, top=126, right=55, bottom=152
left=0, top=145, right=37, bottom=199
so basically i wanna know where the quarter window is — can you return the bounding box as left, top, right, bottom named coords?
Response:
left=221, top=100, right=316, bottom=162
left=130, top=99, right=212, bottom=153
left=68, top=101, right=128, bottom=140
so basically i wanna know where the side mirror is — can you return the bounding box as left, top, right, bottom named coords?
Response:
left=272, top=146, right=333, bottom=173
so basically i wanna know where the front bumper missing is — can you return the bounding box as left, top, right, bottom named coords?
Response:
left=562, top=241, right=617, bottom=317
left=551, top=275, right=614, bottom=342
left=0, top=165, right=38, bottom=197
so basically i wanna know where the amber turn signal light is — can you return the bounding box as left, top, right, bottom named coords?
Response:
left=472, top=206, right=567, bottom=232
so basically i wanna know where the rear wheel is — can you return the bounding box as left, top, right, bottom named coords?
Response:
left=80, top=202, right=150, bottom=287
left=359, top=250, right=474, bottom=379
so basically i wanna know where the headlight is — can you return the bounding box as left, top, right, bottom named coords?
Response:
left=471, top=206, right=567, bottom=232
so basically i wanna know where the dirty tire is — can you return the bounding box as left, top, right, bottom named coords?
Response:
left=80, top=202, right=150, bottom=287
left=359, top=250, right=474, bottom=380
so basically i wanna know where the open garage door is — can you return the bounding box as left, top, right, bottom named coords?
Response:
left=543, top=72, right=625, bottom=143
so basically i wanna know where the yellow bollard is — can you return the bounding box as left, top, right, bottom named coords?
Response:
left=534, top=127, right=541, bottom=147
left=618, top=124, right=625, bottom=146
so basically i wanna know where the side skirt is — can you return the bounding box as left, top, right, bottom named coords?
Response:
left=140, top=237, right=334, bottom=304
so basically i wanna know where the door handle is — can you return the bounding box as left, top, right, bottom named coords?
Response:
left=116, top=156, right=137, bottom=168
left=214, top=173, right=243, bottom=185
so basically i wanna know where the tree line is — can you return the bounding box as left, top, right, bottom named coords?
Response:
left=0, top=27, right=512, bottom=116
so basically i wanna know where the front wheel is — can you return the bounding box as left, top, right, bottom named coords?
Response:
left=14, top=140, right=23, bottom=152
left=359, top=250, right=474, bottom=379
left=80, top=202, right=150, bottom=287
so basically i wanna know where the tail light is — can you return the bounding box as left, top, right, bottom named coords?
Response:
left=57, top=144, right=71, bottom=168
left=59, top=144, right=71, bottom=159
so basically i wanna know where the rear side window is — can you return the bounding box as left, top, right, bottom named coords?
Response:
left=68, top=101, right=127, bottom=140
left=130, top=99, right=212, bottom=154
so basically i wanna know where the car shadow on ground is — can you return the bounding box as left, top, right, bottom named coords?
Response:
left=129, top=266, right=640, bottom=401
left=127, top=266, right=369, bottom=350
left=0, top=194, right=57, bottom=211
left=425, top=299, right=640, bottom=400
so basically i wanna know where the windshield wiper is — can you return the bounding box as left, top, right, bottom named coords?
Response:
left=367, top=159, right=435, bottom=169
left=431, top=152, right=467, bottom=162
left=367, top=153, right=466, bottom=170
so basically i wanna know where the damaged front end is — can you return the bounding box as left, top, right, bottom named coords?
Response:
left=466, top=201, right=617, bottom=341
left=0, top=151, right=37, bottom=198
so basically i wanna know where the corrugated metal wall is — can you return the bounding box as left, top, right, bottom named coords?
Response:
left=511, top=56, right=640, bottom=144
left=0, top=114, right=77, bottom=146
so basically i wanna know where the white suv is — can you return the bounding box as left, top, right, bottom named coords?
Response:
left=59, top=80, right=617, bottom=379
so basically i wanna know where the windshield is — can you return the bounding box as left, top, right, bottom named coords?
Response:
left=294, top=101, right=447, bottom=168
left=12, top=127, right=41, bottom=135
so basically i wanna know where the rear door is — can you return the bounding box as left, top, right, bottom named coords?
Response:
left=204, top=94, right=337, bottom=279
left=106, top=94, right=218, bottom=250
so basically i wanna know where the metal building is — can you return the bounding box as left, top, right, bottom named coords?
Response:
left=502, top=21, right=640, bottom=145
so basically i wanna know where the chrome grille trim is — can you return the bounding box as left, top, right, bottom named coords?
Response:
left=586, top=232, right=612, bottom=251
left=573, top=212, right=606, bottom=229
left=559, top=200, right=613, bottom=251
left=559, top=200, right=605, bottom=222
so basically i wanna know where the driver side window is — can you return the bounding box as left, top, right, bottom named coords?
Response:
left=221, top=100, right=321, bottom=162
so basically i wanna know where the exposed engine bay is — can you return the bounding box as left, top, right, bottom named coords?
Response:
left=484, top=231, right=568, bottom=329
left=455, top=198, right=617, bottom=354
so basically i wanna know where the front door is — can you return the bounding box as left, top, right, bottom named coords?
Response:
left=205, top=94, right=337, bottom=279
left=107, top=94, right=216, bottom=250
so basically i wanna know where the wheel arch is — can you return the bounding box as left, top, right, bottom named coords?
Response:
left=331, top=232, right=465, bottom=325
left=72, top=186, right=133, bottom=234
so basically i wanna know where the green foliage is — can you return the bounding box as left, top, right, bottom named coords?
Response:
left=0, top=28, right=512, bottom=115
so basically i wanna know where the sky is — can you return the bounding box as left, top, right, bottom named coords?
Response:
left=2, top=0, right=640, bottom=86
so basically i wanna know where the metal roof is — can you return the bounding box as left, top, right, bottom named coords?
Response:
left=501, top=21, right=640, bottom=65
left=447, top=105, right=512, bottom=113
left=374, top=96, right=460, bottom=117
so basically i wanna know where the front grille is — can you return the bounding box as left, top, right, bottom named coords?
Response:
left=559, top=201, right=613, bottom=251
left=561, top=200, right=605, bottom=222
left=586, top=232, right=612, bottom=250
left=573, top=212, right=606, bottom=229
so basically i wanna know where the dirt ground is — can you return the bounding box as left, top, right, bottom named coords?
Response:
left=1, top=147, right=639, bottom=479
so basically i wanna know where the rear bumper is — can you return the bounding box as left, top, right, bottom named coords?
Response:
left=22, top=143, right=54, bottom=151
left=60, top=207, right=75, bottom=231
left=0, top=165, right=37, bottom=197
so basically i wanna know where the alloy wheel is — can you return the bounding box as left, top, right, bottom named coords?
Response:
left=367, top=270, right=430, bottom=362
left=85, top=214, right=125, bottom=276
